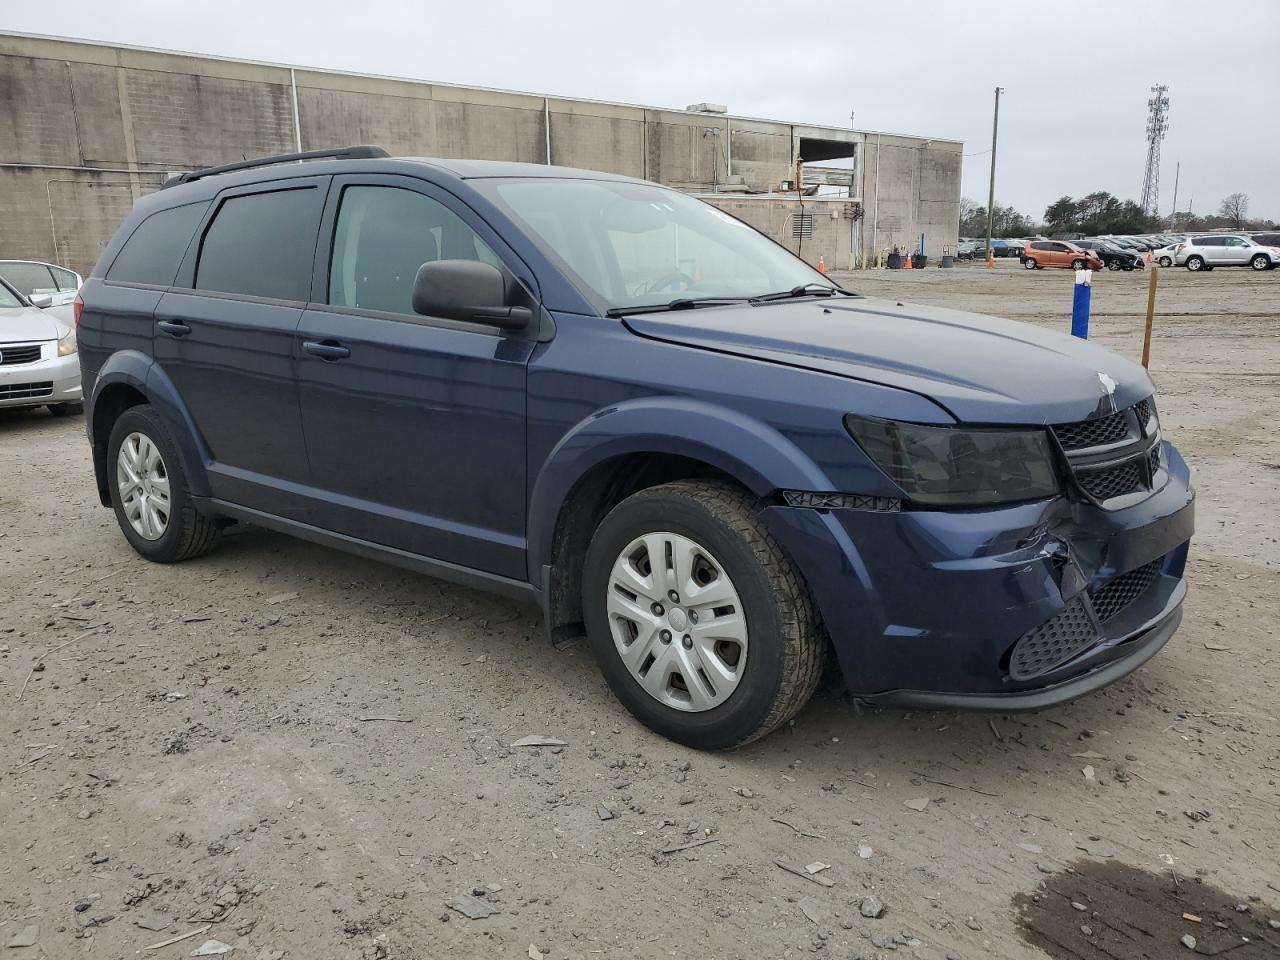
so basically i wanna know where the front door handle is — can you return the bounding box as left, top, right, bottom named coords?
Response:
left=302, top=340, right=350, bottom=361
left=157, top=319, right=191, bottom=337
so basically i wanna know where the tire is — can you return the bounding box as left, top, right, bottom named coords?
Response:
left=1070, top=258, right=1087, bottom=271
left=1107, top=260, right=1122, bottom=271
left=581, top=480, right=825, bottom=750
left=1158, top=256, right=1173, bottom=267
left=47, top=402, right=84, bottom=416
left=107, top=403, right=220, bottom=563
left=1250, top=254, right=1270, bottom=271
left=1185, top=256, right=1205, bottom=271
left=1022, top=258, right=1037, bottom=270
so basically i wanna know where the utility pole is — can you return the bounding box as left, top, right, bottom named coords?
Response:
left=1169, top=161, right=1180, bottom=227
left=985, top=87, right=1003, bottom=260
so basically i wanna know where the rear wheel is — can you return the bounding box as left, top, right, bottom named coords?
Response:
left=582, top=480, right=824, bottom=750
left=1071, top=258, right=1087, bottom=271
left=1158, top=256, right=1173, bottom=267
left=107, top=404, right=220, bottom=563
left=1107, top=260, right=1122, bottom=271
left=1185, top=255, right=1205, bottom=271
left=1022, top=258, right=1037, bottom=270
left=1250, top=254, right=1270, bottom=271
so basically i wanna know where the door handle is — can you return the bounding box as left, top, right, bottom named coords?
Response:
left=157, top=319, right=192, bottom=337
left=302, top=340, right=350, bottom=361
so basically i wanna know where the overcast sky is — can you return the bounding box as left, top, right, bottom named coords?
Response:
left=5, top=1, right=1277, bottom=222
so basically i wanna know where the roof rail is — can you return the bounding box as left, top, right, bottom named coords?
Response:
left=161, top=145, right=390, bottom=189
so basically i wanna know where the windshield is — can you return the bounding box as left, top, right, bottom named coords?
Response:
left=0, top=281, right=23, bottom=308
left=476, top=178, right=833, bottom=311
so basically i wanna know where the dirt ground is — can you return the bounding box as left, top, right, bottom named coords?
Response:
left=2, top=262, right=1278, bottom=960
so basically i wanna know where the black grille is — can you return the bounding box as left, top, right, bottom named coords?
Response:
left=1147, top=446, right=1161, bottom=475
left=1009, top=596, right=1099, bottom=680
left=0, top=343, right=42, bottom=366
left=0, top=381, right=53, bottom=400
left=1090, top=560, right=1161, bottom=623
left=1076, top=461, right=1144, bottom=501
left=1134, top=399, right=1152, bottom=430
left=1052, top=409, right=1131, bottom=450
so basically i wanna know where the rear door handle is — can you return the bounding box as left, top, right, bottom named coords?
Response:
left=302, top=340, right=350, bottom=361
left=157, top=319, right=191, bottom=337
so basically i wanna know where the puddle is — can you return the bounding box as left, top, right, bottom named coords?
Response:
left=1013, top=859, right=1279, bottom=959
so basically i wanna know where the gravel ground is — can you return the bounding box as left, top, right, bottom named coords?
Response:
left=2, top=262, right=1278, bottom=959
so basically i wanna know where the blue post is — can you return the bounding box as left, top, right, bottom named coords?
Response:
left=1071, top=269, right=1092, bottom=339
left=919, top=232, right=925, bottom=256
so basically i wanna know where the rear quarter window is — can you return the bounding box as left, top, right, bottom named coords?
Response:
left=106, top=202, right=209, bottom=286
left=195, top=187, right=323, bottom=301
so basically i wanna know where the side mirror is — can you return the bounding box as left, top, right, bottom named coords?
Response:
left=30, top=294, right=54, bottom=309
left=412, top=260, right=532, bottom=331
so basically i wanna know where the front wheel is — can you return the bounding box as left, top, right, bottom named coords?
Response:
left=1158, top=256, right=1173, bottom=267
left=1251, top=254, right=1271, bottom=271
left=582, top=480, right=825, bottom=750
left=1185, top=256, right=1205, bottom=271
left=107, top=404, right=221, bottom=563
left=1107, top=260, right=1122, bottom=271
left=1070, top=258, right=1087, bottom=271
left=1023, top=258, right=1037, bottom=270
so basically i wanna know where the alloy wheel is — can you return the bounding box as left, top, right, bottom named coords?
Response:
left=116, top=431, right=171, bottom=540
left=606, top=532, right=747, bottom=712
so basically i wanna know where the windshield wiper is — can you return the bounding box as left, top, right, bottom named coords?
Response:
left=605, top=297, right=748, bottom=318
left=748, top=283, right=847, bottom=303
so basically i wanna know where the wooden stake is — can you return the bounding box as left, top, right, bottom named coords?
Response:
left=1142, top=266, right=1159, bottom=368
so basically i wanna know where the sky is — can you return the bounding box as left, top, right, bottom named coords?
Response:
left=4, top=0, right=1277, bottom=222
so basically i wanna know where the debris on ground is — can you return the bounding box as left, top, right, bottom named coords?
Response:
left=903, top=797, right=930, bottom=812
left=191, top=941, right=235, bottom=956
left=445, top=894, right=499, bottom=919
left=860, top=896, right=885, bottom=918
left=509, top=735, right=567, bottom=748
left=776, top=859, right=836, bottom=888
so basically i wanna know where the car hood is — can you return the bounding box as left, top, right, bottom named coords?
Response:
left=623, top=296, right=1154, bottom=424
left=0, top=304, right=68, bottom=344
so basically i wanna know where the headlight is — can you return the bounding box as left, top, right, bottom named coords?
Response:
left=844, top=414, right=1061, bottom=506
left=57, top=328, right=77, bottom=356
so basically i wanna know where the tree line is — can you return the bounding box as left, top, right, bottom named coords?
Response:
left=959, top=191, right=1273, bottom=238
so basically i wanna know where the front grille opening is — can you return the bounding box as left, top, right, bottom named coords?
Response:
left=0, top=381, right=53, bottom=399
left=1090, top=560, right=1161, bottom=623
left=1008, top=596, right=1098, bottom=680
left=1052, top=410, right=1131, bottom=450
left=0, top=344, right=42, bottom=366
left=1076, top=461, right=1145, bottom=501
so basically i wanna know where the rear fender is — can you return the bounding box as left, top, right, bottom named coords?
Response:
left=90, top=351, right=212, bottom=501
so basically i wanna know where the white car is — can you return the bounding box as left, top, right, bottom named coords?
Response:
left=1174, top=235, right=1280, bottom=272
left=0, top=259, right=82, bottom=307
left=0, top=277, right=82, bottom=415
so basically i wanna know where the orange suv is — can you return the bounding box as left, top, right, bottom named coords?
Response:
left=1021, top=241, right=1103, bottom=271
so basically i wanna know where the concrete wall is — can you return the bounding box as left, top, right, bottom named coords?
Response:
left=0, top=32, right=960, bottom=276
left=860, top=134, right=963, bottom=263
left=703, top=196, right=860, bottom=270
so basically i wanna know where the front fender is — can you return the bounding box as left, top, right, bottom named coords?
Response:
left=526, top=396, right=831, bottom=579
left=90, top=350, right=212, bottom=500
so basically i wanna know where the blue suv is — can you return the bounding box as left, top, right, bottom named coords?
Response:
left=78, top=146, right=1194, bottom=749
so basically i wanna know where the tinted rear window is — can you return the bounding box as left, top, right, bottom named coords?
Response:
left=196, top=187, right=322, bottom=301
left=106, top=202, right=208, bottom=286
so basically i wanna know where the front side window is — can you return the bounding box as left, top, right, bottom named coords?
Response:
left=328, top=186, right=501, bottom=316
left=196, top=188, right=321, bottom=301
left=50, top=266, right=79, bottom=291
left=0, top=261, right=55, bottom=297
left=476, top=178, right=830, bottom=312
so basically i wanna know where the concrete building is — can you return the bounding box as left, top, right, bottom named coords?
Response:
left=0, top=32, right=962, bottom=277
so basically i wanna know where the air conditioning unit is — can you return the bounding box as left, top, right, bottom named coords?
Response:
left=686, top=102, right=728, bottom=114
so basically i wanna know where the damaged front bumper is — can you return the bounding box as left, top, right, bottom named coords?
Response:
left=763, top=441, right=1195, bottom=708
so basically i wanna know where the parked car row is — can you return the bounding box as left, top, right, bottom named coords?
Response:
left=997, top=231, right=1280, bottom=274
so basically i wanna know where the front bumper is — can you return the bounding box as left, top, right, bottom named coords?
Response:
left=763, top=442, right=1194, bottom=706
left=0, top=346, right=82, bottom=408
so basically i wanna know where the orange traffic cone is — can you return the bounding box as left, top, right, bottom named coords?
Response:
left=987, top=251, right=995, bottom=268
left=1146, top=251, right=1152, bottom=263
left=817, top=255, right=826, bottom=274
left=904, top=251, right=913, bottom=270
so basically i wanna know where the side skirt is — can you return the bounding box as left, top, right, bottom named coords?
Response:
left=199, top=498, right=541, bottom=607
